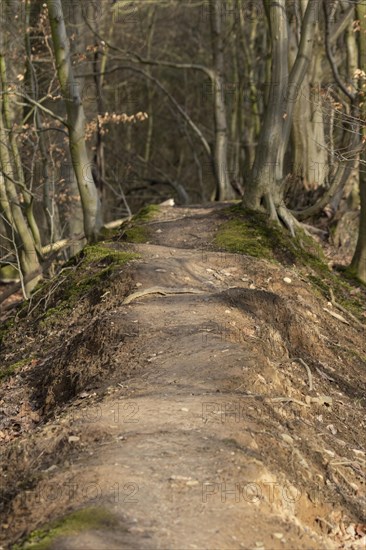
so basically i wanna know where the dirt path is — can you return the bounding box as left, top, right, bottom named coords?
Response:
left=1, top=205, right=365, bottom=549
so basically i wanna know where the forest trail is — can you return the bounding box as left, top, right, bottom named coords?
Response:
left=0, top=204, right=365, bottom=550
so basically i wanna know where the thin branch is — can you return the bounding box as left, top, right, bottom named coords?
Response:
left=82, top=15, right=214, bottom=79
left=78, top=65, right=212, bottom=157
left=293, top=357, right=314, bottom=391
left=11, top=92, right=68, bottom=126
left=330, top=5, right=355, bottom=45
left=124, top=51, right=214, bottom=80
left=323, top=0, right=355, bottom=102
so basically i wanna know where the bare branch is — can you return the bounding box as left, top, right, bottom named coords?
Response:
left=11, top=92, right=68, bottom=126
left=323, top=0, right=355, bottom=102
left=78, top=65, right=212, bottom=157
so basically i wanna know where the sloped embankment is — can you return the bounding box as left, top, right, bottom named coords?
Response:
left=0, top=203, right=365, bottom=550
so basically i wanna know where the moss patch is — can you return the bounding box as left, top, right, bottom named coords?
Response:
left=120, top=204, right=160, bottom=244
left=214, top=206, right=327, bottom=268
left=17, top=507, right=120, bottom=550
left=214, top=205, right=366, bottom=322
left=123, top=225, right=150, bottom=243
left=26, top=244, right=139, bottom=323
left=336, top=264, right=366, bottom=288
left=0, top=357, right=31, bottom=382
left=133, top=203, right=160, bottom=222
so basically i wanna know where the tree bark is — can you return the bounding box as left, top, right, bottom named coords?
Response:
left=244, top=0, right=289, bottom=213
left=0, top=112, right=41, bottom=296
left=24, top=0, right=61, bottom=246
left=0, top=12, right=41, bottom=297
left=0, top=52, right=42, bottom=253
left=350, top=1, right=366, bottom=283
left=47, top=0, right=102, bottom=242
left=290, top=2, right=327, bottom=191
left=243, top=0, right=320, bottom=229
left=210, top=0, right=236, bottom=200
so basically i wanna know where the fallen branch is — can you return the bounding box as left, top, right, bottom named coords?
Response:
left=292, top=357, right=314, bottom=391
left=41, top=236, right=84, bottom=255
left=323, top=307, right=350, bottom=325
left=103, top=217, right=131, bottom=229
left=329, top=288, right=364, bottom=329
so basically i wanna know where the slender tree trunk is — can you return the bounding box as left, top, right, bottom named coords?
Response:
left=293, top=1, right=360, bottom=221
left=0, top=52, right=42, bottom=253
left=330, top=5, right=359, bottom=213
left=210, top=0, right=236, bottom=200
left=0, top=111, right=41, bottom=296
left=24, top=0, right=61, bottom=246
left=144, top=7, right=157, bottom=169
left=47, top=0, right=102, bottom=242
left=351, top=1, right=366, bottom=283
left=239, top=2, right=260, bottom=180
left=0, top=11, right=41, bottom=296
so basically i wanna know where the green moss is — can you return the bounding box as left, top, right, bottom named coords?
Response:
left=337, top=264, right=366, bottom=288
left=133, top=203, right=160, bottom=222
left=215, top=218, right=274, bottom=259
left=120, top=204, right=160, bottom=244
left=41, top=307, right=67, bottom=322
left=17, top=507, right=120, bottom=550
left=214, top=205, right=365, bottom=323
left=214, top=206, right=327, bottom=269
left=0, top=264, right=20, bottom=282
left=99, top=225, right=123, bottom=240
left=81, top=243, right=137, bottom=264
left=308, top=272, right=365, bottom=318
left=28, top=244, right=139, bottom=323
left=123, top=225, right=149, bottom=243
left=55, top=246, right=137, bottom=303
left=0, top=357, right=31, bottom=381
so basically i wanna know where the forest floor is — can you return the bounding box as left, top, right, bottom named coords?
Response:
left=0, top=203, right=365, bottom=550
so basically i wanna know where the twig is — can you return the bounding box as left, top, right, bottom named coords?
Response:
left=316, top=517, right=336, bottom=532
left=265, top=397, right=309, bottom=407
left=323, top=2, right=355, bottom=102
left=293, top=357, right=313, bottom=391
left=315, top=366, right=335, bottom=382
left=329, top=288, right=364, bottom=329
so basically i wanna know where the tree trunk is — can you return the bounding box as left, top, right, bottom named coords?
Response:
left=244, top=0, right=289, bottom=214
left=0, top=12, right=41, bottom=297
left=290, top=3, right=327, bottom=191
left=0, top=111, right=41, bottom=296
left=210, top=0, right=236, bottom=200
left=350, top=1, right=366, bottom=283
left=144, top=7, right=157, bottom=169
left=243, top=0, right=320, bottom=230
left=239, top=2, right=261, bottom=181
left=24, top=0, right=61, bottom=246
left=0, top=51, right=42, bottom=253
left=47, top=0, right=102, bottom=242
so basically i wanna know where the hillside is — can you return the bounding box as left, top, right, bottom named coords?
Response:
left=0, top=203, right=365, bottom=550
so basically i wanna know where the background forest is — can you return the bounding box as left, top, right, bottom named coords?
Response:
left=0, top=0, right=365, bottom=297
